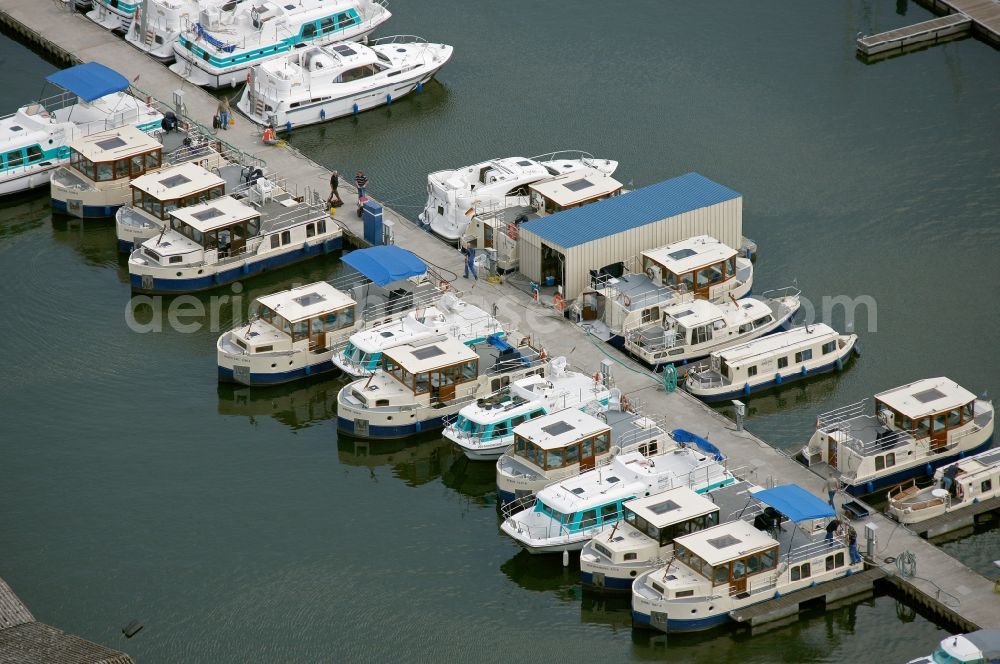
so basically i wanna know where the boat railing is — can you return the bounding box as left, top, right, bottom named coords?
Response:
left=684, top=367, right=726, bottom=388
left=530, top=149, right=597, bottom=165
left=783, top=535, right=847, bottom=565
left=503, top=503, right=608, bottom=544
left=726, top=572, right=780, bottom=599
left=624, top=326, right=683, bottom=352
left=842, top=427, right=914, bottom=457
left=369, top=35, right=427, bottom=46
left=760, top=285, right=802, bottom=302
left=359, top=289, right=444, bottom=325
left=947, top=421, right=984, bottom=447
left=816, top=399, right=869, bottom=430
left=163, top=136, right=225, bottom=166
left=500, top=493, right=537, bottom=520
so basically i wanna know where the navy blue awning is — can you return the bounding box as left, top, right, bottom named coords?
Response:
left=671, top=429, right=723, bottom=462
left=342, top=246, right=427, bottom=287
left=752, top=484, right=835, bottom=522
left=46, top=62, right=129, bottom=102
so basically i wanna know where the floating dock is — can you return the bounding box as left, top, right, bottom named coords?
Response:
left=906, top=495, right=1000, bottom=540
left=0, top=0, right=998, bottom=648
left=857, top=14, right=972, bottom=55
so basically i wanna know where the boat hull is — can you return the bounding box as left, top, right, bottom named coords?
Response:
left=845, top=435, right=994, bottom=496
left=580, top=570, right=639, bottom=593
left=336, top=413, right=449, bottom=440
left=218, top=358, right=339, bottom=386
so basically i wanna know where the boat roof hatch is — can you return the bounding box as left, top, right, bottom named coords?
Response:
left=256, top=281, right=356, bottom=323
left=528, top=172, right=622, bottom=207
left=642, top=235, right=739, bottom=275
left=383, top=336, right=477, bottom=374
left=71, top=125, right=160, bottom=161
left=674, top=519, right=775, bottom=567
left=875, top=377, right=976, bottom=418
left=169, top=196, right=258, bottom=232
left=46, top=62, right=129, bottom=102
left=131, top=162, right=225, bottom=198
left=515, top=410, right=611, bottom=450
left=624, top=486, right=718, bottom=527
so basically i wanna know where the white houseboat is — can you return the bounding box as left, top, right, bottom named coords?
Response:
left=573, top=235, right=754, bottom=346
left=800, top=377, right=995, bottom=495
left=336, top=334, right=545, bottom=440
left=623, top=289, right=801, bottom=370
left=632, top=484, right=862, bottom=633
left=444, top=357, right=612, bottom=461
left=169, top=0, right=391, bottom=89
left=87, top=0, right=143, bottom=32
left=238, top=37, right=453, bottom=129
left=495, top=408, right=672, bottom=504
left=461, top=172, right=624, bottom=274
left=128, top=183, right=341, bottom=293
left=217, top=281, right=358, bottom=385
left=500, top=445, right=736, bottom=554
left=419, top=150, right=618, bottom=242
left=580, top=481, right=758, bottom=593
left=684, top=324, right=859, bottom=401
left=1, top=63, right=161, bottom=197
left=125, top=0, right=244, bottom=62
left=333, top=293, right=503, bottom=378
left=51, top=124, right=227, bottom=218
left=887, top=447, right=1000, bottom=525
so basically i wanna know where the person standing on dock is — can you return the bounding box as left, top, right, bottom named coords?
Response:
left=848, top=526, right=861, bottom=564
left=826, top=471, right=839, bottom=508
left=355, top=171, right=368, bottom=199
left=463, top=242, right=478, bottom=280
left=218, top=97, right=232, bottom=131
left=328, top=170, right=343, bottom=207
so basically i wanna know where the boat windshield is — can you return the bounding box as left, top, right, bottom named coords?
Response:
left=376, top=51, right=392, bottom=66
left=535, top=500, right=569, bottom=524
left=930, top=646, right=974, bottom=664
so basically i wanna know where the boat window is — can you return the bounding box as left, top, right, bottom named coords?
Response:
left=982, top=479, right=992, bottom=493
left=281, top=230, right=291, bottom=245
left=319, top=17, right=335, bottom=33
left=641, top=307, right=659, bottom=324
left=414, top=371, right=430, bottom=395
left=932, top=413, right=947, bottom=432
left=169, top=256, right=183, bottom=264
left=145, top=150, right=161, bottom=170
left=761, top=548, right=776, bottom=570
left=725, top=256, right=736, bottom=277
left=680, top=273, right=694, bottom=292
left=564, top=443, right=579, bottom=466
left=594, top=542, right=612, bottom=558
left=875, top=456, right=885, bottom=471
left=115, top=159, right=129, bottom=179
left=96, top=162, right=114, bottom=181
left=777, top=357, right=788, bottom=370
left=594, top=432, right=610, bottom=454
left=271, top=235, right=280, bottom=249
left=510, top=414, right=527, bottom=429
left=130, top=154, right=145, bottom=176
left=248, top=217, right=261, bottom=236
left=691, top=324, right=713, bottom=345
left=459, top=359, right=477, bottom=382
left=885, top=452, right=895, bottom=467
left=712, top=565, right=729, bottom=584
left=232, top=222, right=246, bottom=242
left=747, top=366, right=757, bottom=378
left=664, top=271, right=677, bottom=288
left=745, top=553, right=761, bottom=575
left=292, top=319, right=309, bottom=341
left=578, top=509, right=597, bottom=530
left=753, top=315, right=773, bottom=329
left=600, top=503, right=618, bottom=523
left=697, top=265, right=722, bottom=288
left=339, top=65, right=377, bottom=83
left=962, top=402, right=974, bottom=422
left=307, top=223, right=316, bottom=238
left=822, top=341, right=836, bottom=354
left=336, top=11, right=357, bottom=28
left=163, top=199, right=179, bottom=217
left=5, top=150, right=24, bottom=168
left=376, top=51, right=392, bottom=65
left=546, top=447, right=563, bottom=469
left=280, top=317, right=292, bottom=337
left=795, top=349, right=813, bottom=363
left=915, top=418, right=931, bottom=437
left=514, top=435, right=526, bottom=454
left=26, top=145, right=43, bottom=163
left=790, top=562, right=811, bottom=581
left=946, top=409, right=961, bottom=428
left=318, top=219, right=327, bottom=234
left=301, top=22, right=317, bottom=39
left=582, top=437, right=593, bottom=459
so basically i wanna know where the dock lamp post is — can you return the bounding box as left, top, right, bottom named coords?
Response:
left=732, top=400, right=746, bottom=431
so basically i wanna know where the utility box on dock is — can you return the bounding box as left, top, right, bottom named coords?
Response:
left=362, top=201, right=384, bottom=245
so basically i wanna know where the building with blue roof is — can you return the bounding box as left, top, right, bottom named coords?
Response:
left=517, top=172, right=743, bottom=300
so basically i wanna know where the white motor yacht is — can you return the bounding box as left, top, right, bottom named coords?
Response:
left=907, top=629, right=1000, bottom=664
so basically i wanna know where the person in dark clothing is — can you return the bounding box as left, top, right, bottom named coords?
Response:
left=355, top=171, right=368, bottom=198
left=848, top=526, right=861, bottom=564
left=825, top=518, right=842, bottom=545
left=328, top=170, right=343, bottom=206
left=942, top=463, right=959, bottom=495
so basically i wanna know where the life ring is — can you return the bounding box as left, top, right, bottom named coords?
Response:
left=593, top=371, right=601, bottom=384
left=622, top=294, right=631, bottom=307
left=506, top=223, right=518, bottom=240
left=552, top=292, right=565, bottom=311
left=538, top=348, right=547, bottom=361
left=439, top=280, right=450, bottom=292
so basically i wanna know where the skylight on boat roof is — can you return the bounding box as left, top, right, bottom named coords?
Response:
left=913, top=388, right=947, bottom=403
left=605, top=476, right=620, bottom=483
left=160, top=174, right=192, bottom=188
left=648, top=499, right=681, bottom=515
left=707, top=534, right=740, bottom=549
left=380, top=331, right=394, bottom=338
left=332, top=44, right=357, bottom=56
left=10, top=125, right=22, bottom=131
left=541, top=421, right=575, bottom=436
left=516, top=160, right=533, bottom=167
left=570, top=487, right=586, bottom=495
left=562, top=178, right=593, bottom=192
left=667, top=248, right=697, bottom=260
left=411, top=345, right=446, bottom=360
left=95, top=136, right=127, bottom=150
left=292, top=292, right=325, bottom=307
left=192, top=207, right=224, bottom=221
left=673, top=309, right=695, bottom=318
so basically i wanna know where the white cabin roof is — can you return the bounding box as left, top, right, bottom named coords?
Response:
left=624, top=486, right=718, bottom=528
left=256, top=281, right=355, bottom=323
left=169, top=196, right=258, bottom=233
left=665, top=297, right=771, bottom=327
left=383, top=336, right=477, bottom=374
left=515, top=409, right=611, bottom=451
left=713, top=324, right=840, bottom=365
left=528, top=173, right=623, bottom=207
left=876, top=377, right=977, bottom=418
left=674, top=520, right=775, bottom=566
left=131, top=162, right=225, bottom=199
left=642, top=235, right=738, bottom=275
left=71, top=125, right=159, bottom=161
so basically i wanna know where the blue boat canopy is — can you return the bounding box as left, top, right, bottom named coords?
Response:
left=671, top=429, right=724, bottom=462
left=46, top=62, right=129, bottom=102
left=752, top=484, right=835, bottom=522
left=342, top=245, right=427, bottom=287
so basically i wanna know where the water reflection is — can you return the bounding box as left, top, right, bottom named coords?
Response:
left=706, top=362, right=855, bottom=421
left=336, top=434, right=459, bottom=487
left=0, top=192, right=48, bottom=240
left=440, top=453, right=498, bottom=506
left=49, top=215, right=122, bottom=270
left=217, top=379, right=341, bottom=430
left=501, top=549, right=580, bottom=600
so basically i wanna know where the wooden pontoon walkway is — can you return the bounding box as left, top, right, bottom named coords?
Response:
left=858, top=14, right=971, bottom=55
left=0, top=0, right=998, bottom=645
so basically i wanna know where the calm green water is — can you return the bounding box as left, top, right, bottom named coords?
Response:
left=1, top=0, right=999, bottom=661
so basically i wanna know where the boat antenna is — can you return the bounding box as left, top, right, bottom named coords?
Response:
left=155, top=221, right=169, bottom=246
left=606, top=521, right=619, bottom=542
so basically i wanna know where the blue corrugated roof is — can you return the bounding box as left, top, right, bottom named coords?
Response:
left=520, top=172, right=741, bottom=249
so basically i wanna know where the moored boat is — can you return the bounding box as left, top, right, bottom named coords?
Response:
left=684, top=324, right=859, bottom=401
left=128, top=180, right=341, bottom=293
left=906, top=629, right=1000, bottom=664
left=499, top=443, right=736, bottom=554
left=125, top=0, right=245, bottom=63
left=800, top=377, right=995, bottom=496
left=169, top=0, right=391, bottom=89
left=623, top=288, right=801, bottom=370
left=419, top=151, right=619, bottom=242
left=444, top=357, right=612, bottom=462
left=1, top=63, right=161, bottom=198
left=494, top=407, right=672, bottom=504
left=887, top=447, right=1000, bottom=524
left=238, top=36, right=453, bottom=128
left=631, top=484, right=863, bottom=633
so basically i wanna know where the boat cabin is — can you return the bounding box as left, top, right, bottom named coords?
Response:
left=381, top=337, right=479, bottom=403
left=68, top=125, right=162, bottom=184
left=130, top=162, right=226, bottom=221
left=449, top=374, right=549, bottom=444
left=246, top=281, right=357, bottom=353
left=706, top=324, right=844, bottom=385
left=141, top=195, right=261, bottom=266
left=512, top=409, right=613, bottom=474
left=873, top=378, right=978, bottom=453
left=659, top=298, right=773, bottom=348
left=527, top=172, right=623, bottom=215
left=641, top=235, right=741, bottom=300
left=668, top=521, right=778, bottom=596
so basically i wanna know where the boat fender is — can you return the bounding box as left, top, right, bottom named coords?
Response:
left=925, top=463, right=933, bottom=476
left=305, top=364, right=311, bottom=375
left=801, top=365, right=808, bottom=376
left=865, top=481, right=874, bottom=494
left=773, top=591, right=781, bottom=599
left=836, top=357, right=844, bottom=371
left=285, top=121, right=292, bottom=133
left=319, top=108, right=326, bottom=120
left=622, top=294, right=631, bottom=307
left=775, top=373, right=782, bottom=384
left=241, top=263, right=249, bottom=274
left=854, top=344, right=861, bottom=356
left=386, top=93, right=392, bottom=105
left=744, top=383, right=751, bottom=395
left=352, top=103, right=359, bottom=115
left=416, top=81, right=423, bottom=94
left=846, top=568, right=853, bottom=576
